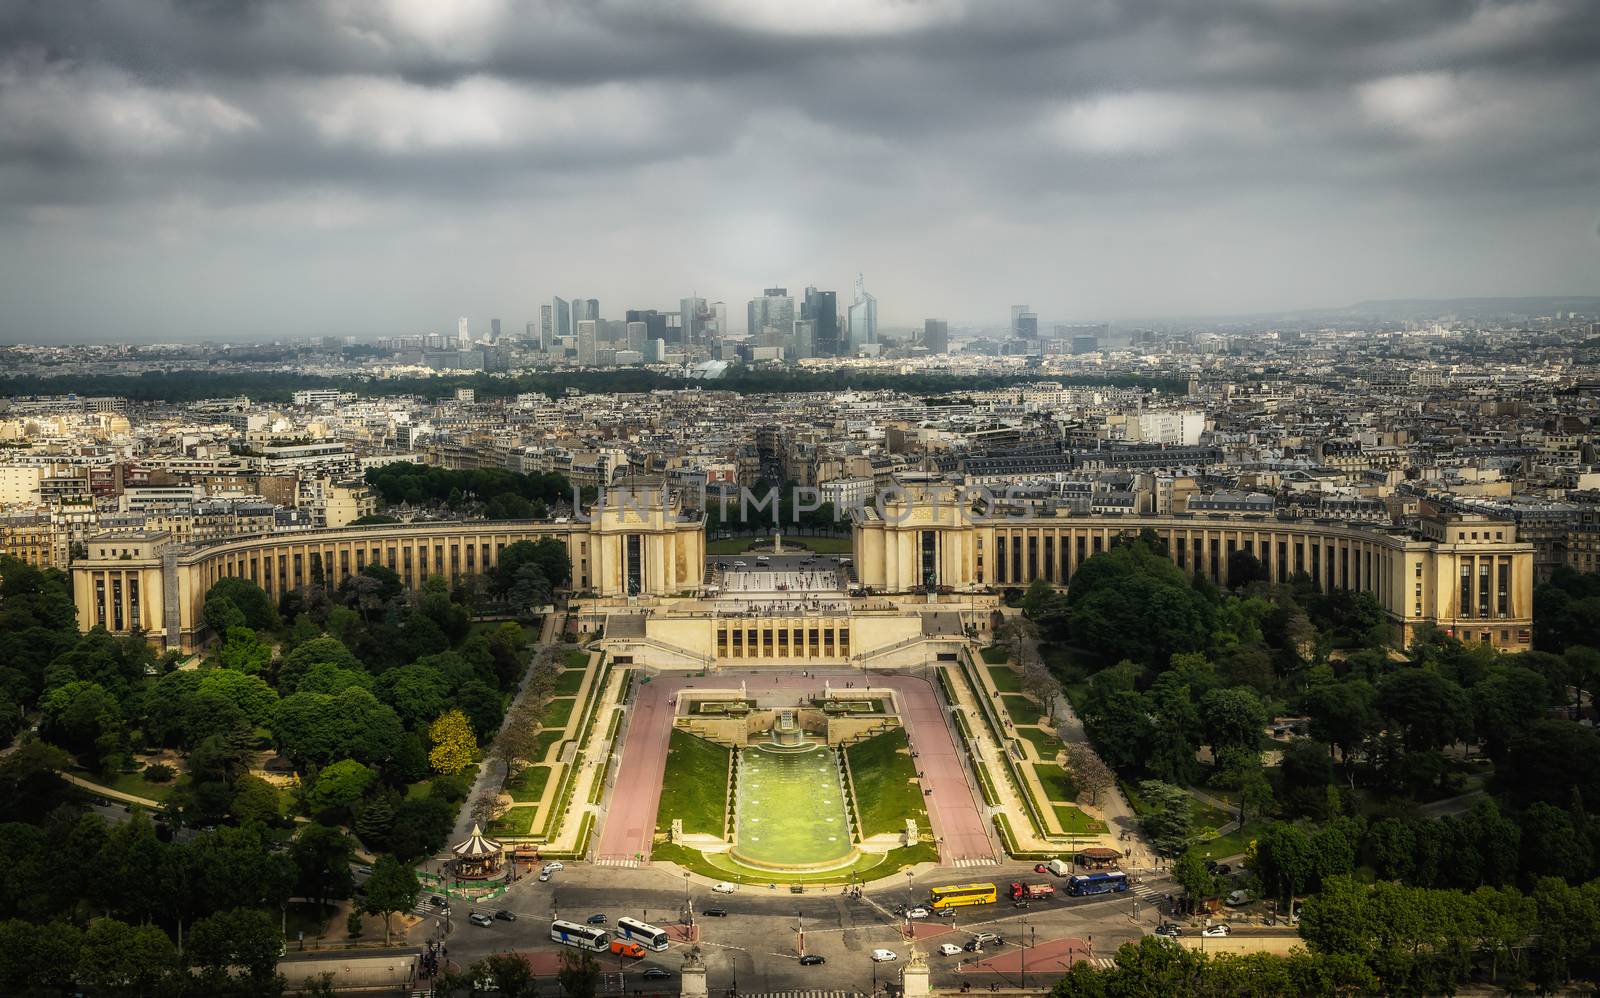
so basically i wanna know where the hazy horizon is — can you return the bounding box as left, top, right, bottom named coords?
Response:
left=2, top=1, right=1598, bottom=342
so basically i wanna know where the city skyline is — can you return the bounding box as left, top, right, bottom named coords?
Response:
left=2, top=1, right=1598, bottom=342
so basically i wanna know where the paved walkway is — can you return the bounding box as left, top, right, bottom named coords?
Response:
left=1046, top=682, right=1153, bottom=868
left=595, top=672, right=995, bottom=867
left=447, top=612, right=561, bottom=848
left=58, top=772, right=162, bottom=809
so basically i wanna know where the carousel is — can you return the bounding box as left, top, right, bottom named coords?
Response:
left=449, top=824, right=507, bottom=880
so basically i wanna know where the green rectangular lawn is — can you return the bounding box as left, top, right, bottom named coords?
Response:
left=1016, top=726, right=1061, bottom=758
left=554, top=669, right=587, bottom=695
left=488, top=805, right=537, bottom=837
left=530, top=729, right=565, bottom=763
left=1001, top=694, right=1044, bottom=725
left=655, top=729, right=731, bottom=835
left=844, top=727, right=929, bottom=838
left=542, top=697, right=576, bottom=729
left=1033, top=762, right=1079, bottom=803
left=1053, top=804, right=1107, bottom=836
left=986, top=665, right=1022, bottom=692
left=505, top=765, right=552, bottom=803
left=980, top=646, right=1011, bottom=665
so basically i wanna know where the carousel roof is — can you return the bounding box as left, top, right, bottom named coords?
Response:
left=451, top=823, right=503, bottom=860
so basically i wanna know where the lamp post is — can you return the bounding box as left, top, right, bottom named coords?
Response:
left=683, top=872, right=693, bottom=928
left=796, top=909, right=804, bottom=958
left=905, top=869, right=915, bottom=939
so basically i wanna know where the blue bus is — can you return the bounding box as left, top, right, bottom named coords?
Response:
left=1067, top=872, right=1130, bottom=897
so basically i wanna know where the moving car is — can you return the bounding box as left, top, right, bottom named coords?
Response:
left=1202, top=924, right=1232, bottom=937
left=430, top=895, right=447, bottom=907
left=972, top=932, right=1001, bottom=946
left=610, top=940, right=645, bottom=958
left=703, top=906, right=728, bottom=917
left=468, top=912, right=494, bottom=927
left=799, top=955, right=826, bottom=966
left=586, top=914, right=608, bottom=925
left=938, top=943, right=964, bottom=956
left=870, top=949, right=898, bottom=963
left=905, top=906, right=930, bottom=919
left=544, top=861, right=565, bottom=872
left=641, top=968, right=672, bottom=981
left=538, top=870, right=551, bottom=882
left=1154, top=923, right=1181, bottom=938
left=712, top=882, right=737, bottom=894
left=493, top=910, right=517, bottom=922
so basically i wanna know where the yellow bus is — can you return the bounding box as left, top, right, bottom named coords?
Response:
left=929, top=883, right=998, bottom=909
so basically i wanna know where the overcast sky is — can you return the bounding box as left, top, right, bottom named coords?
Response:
left=2, top=0, right=1598, bottom=342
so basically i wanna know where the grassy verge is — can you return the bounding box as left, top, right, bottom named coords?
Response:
left=541, top=813, right=596, bottom=861
left=1016, top=727, right=1062, bottom=759
left=488, top=805, right=538, bottom=837
left=844, top=728, right=930, bottom=838
left=653, top=841, right=937, bottom=885
left=1001, top=694, right=1044, bottom=725
left=561, top=649, right=589, bottom=670
left=97, top=769, right=179, bottom=803
left=542, top=697, right=576, bottom=729
left=935, top=666, right=957, bottom=705
left=953, top=712, right=1001, bottom=807
left=986, top=665, right=1022, bottom=692
left=1034, top=763, right=1079, bottom=803
left=1053, top=805, right=1107, bottom=836
left=531, top=729, right=565, bottom=762
left=505, top=765, right=552, bottom=804
left=992, top=815, right=1060, bottom=861
left=656, top=729, right=731, bottom=835
left=980, top=646, right=1010, bottom=665
left=555, top=670, right=587, bottom=695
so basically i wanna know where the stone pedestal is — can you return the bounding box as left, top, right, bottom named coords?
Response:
left=902, top=945, right=930, bottom=998
left=681, top=946, right=708, bottom=998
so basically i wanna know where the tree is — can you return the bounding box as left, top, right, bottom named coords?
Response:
left=557, top=948, right=601, bottom=998
left=1375, top=668, right=1473, bottom=753
left=364, top=855, right=420, bottom=946
left=1472, top=665, right=1552, bottom=760
left=307, top=759, right=376, bottom=815
left=198, top=666, right=280, bottom=725
left=480, top=952, right=538, bottom=998
left=1298, top=875, right=1373, bottom=958
left=38, top=679, right=122, bottom=767
left=1279, top=739, right=1336, bottom=818
left=187, top=907, right=285, bottom=991
left=1226, top=549, right=1269, bottom=588
left=1082, top=687, right=1150, bottom=773
left=1303, top=679, right=1376, bottom=772
left=278, top=636, right=366, bottom=693
left=230, top=774, right=283, bottom=826
left=1063, top=742, right=1114, bottom=808
left=76, top=917, right=178, bottom=995
left=1136, top=780, right=1193, bottom=856
left=1198, top=686, right=1267, bottom=757
left=1212, top=747, right=1274, bottom=827
left=1066, top=540, right=1214, bottom=666
left=216, top=625, right=273, bottom=674
left=1252, top=822, right=1317, bottom=908
left=428, top=708, right=478, bottom=776
left=1172, top=849, right=1214, bottom=913
left=291, top=824, right=356, bottom=907
left=204, top=577, right=279, bottom=632
left=375, top=664, right=450, bottom=730
left=1530, top=876, right=1599, bottom=989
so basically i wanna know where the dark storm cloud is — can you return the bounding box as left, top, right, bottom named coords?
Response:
left=0, top=0, right=1597, bottom=341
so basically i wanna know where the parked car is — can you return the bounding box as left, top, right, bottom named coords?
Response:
left=1202, top=924, right=1231, bottom=937
left=798, top=955, right=826, bottom=966
left=1225, top=890, right=1251, bottom=907
left=468, top=912, right=494, bottom=927
left=544, top=861, right=565, bottom=872
left=972, top=932, right=1001, bottom=946
left=641, top=968, right=672, bottom=981
left=586, top=914, right=608, bottom=925
left=703, top=906, right=728, bottom=917
left=934, top=907, right=957, bottom=918
left=870, top=949, right=898, bottom=963
left=712, top=882, right=736, bottom=894
left=1154, top=923, right=1181, bottom=938
left=493, top=910, right=516, bottom=922
left=906, top=906, right=930, bottom=919
left=938, top=943, right=964, bottom=956
left=538, top=870, right=551, bottom=882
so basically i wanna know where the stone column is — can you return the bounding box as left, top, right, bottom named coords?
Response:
left=902, top=945, right=930, bottom=998
left=681, top=947, right=708, bottom=998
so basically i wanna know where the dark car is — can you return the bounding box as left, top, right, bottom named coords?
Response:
left=430, top=895, right=447, bottom=907
left=799, top=955, right=826, bottom=966
left=1215, top=864, right=1232, bottom=876
left=1155, top=923, right=1182, bottom=937
left=586, top=914, right=607, bottom=925
left=641, top=968, right=672, bottom=980
left=494, top=909, right=517, bottom=922
left=703, top=906, right=728, bottom=917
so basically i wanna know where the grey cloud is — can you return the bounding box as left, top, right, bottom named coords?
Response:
left=0, top=0, right=1596, bottom=341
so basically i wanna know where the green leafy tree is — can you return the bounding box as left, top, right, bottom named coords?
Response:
left=1471, top=665, right=1552, bottom=760
left=363, top=855, right=420, bottom=945
left=198, top=666, right=280, bottom=725
left=76, top=917, right=178, bottom=995
left=307, top=758, right=375, bottom=815
left=1375, top=668, right=1473, bottom=753
left=204, top=577, right=279, bottom=631
left=215, top=625, right=273, bottom=674
left=556, top=947, right=601, bottom=998
left=187, top=906, right=285, bottom=992
left=1172, top=848, right=1214, bottom=913
left=1198, top=686, right=1267, bottom=757
left=1251, top=822, right=1317, bottom=907
left=480, top=952, right=538, bottom=998
left=291, top=824, right=356, bottom=906
left=230, top=774, right=283, bottom=826
left=1136, top=780, right=1193, bottom=857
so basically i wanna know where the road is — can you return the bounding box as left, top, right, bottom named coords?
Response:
left=430, top=860, right=1170, bottom=993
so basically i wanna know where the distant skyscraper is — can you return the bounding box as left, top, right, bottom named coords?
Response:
left=794, top=319, right=816, bottom=359
left=1010, top=305, right=1029, bottom=337
left=1016, top=312, right=1039, bottom=340
left=576, top=319, right=599, bottom=366
left=550, top=297, right=572, bottom=341
left=626, top=321, right=647, bottom=352
left=490, top=318, right=501, bottom=342
left=923, top=319, right=949, bottom=354
left=847, top=274, right=877, bottom=354
left=573, top=298, right=600, bottom=326
left=539, top=305, right=553, bottom=350
left=710, top=301, right=728, bottom=342
left=457, top=316, right=470, bottom=348
left=803, top=287, right=839, bottom=357
left=747, top=287, right=795, bottom=342
left=680, top=296, right=707, bottom=345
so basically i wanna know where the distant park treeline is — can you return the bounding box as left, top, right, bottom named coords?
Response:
left=0, top=367, right=1186, bottom=403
